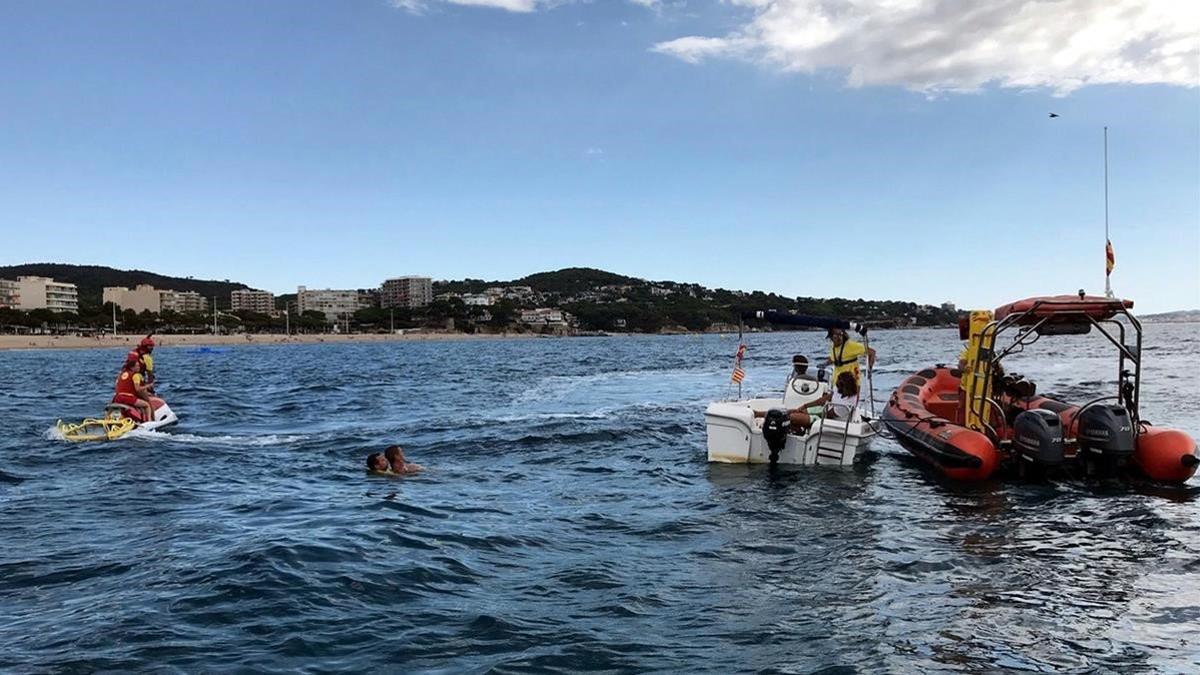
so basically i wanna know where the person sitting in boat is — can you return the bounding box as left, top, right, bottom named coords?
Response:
left=755, top=371, right=860, bottom=433
left=823, top=328, right=875, bottom=387
left=385, top=445, right=423, bottom=475
left=791, top=355, right=816, bottom=380
left=826, top=372, right=860, bottom=420
left=792, top=354, right=829, bottom=383
left=113, top=350, right=154, bottom=423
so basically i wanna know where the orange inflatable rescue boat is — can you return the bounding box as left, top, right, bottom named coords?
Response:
left=884, top=294, right=1198, bottom=484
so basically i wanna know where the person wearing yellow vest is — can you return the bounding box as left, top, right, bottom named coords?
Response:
left=823, top=327, right=875, bottom=387
left=136, top=335, right=156, bottom=392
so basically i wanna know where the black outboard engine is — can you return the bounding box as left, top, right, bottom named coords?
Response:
left=1077, top=405, right=1135, bottom=463
left=762, top=408, right=790, bottom=465
left=1013, top=409, right=1065, bottom=470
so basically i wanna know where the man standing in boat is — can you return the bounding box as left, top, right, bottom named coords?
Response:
left=823, top=327, right=875, bottom=387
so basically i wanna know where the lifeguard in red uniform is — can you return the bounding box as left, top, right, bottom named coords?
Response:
left=113, top=350, right=154, bottom=423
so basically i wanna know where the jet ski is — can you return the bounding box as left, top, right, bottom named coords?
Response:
left=57, top=396, right=179, bottom=442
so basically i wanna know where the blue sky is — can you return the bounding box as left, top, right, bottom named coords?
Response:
left=1, top=0, right=1196, bottom=312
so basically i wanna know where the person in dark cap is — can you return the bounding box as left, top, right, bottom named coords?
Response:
left=822, top=327, right=875, bottom=388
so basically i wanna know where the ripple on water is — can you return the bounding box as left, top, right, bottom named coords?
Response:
left=0, top=330, right=1197, bottom=671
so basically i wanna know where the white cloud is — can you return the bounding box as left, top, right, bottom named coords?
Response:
left=653, top=0, right=1200, bottom=94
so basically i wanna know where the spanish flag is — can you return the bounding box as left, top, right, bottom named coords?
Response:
left=1106, top=239, right=1115, bottom=276
left=731, top=343, right=747, bottom=383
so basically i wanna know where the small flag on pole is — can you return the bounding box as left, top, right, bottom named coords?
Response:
left=1105, top=239, right=1115, bottom=276
left=731, top=343, right=747, bottom=384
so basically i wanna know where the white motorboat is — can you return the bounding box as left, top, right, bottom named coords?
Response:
left=705, top=368, right=877, bottom=466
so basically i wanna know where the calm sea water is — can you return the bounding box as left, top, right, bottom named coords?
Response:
left=2, top=326, right=1198, bottom=672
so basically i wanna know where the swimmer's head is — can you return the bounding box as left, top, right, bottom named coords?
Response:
left=384, top=445, right=404, bottom=464
left=367, top=453, right=389, bottom=472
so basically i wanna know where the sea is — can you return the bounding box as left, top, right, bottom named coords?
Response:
left=1, top=325, right=1198, bottom=673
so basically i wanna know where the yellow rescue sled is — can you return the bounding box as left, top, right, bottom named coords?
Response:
left=56, top=416, right=137, bottom=442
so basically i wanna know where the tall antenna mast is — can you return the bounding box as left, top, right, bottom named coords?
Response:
left=1104, top=126, right=1113, bottom=298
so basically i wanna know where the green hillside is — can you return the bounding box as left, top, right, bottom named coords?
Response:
left=0, top=263, right=252, bottom=310
left=0, top=263, right=960, bottom=333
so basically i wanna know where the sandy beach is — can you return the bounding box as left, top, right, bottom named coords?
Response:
left=0, top=331, right=547, bottom=351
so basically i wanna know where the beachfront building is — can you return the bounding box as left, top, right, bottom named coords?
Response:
left=297, top=286, right=374, bottom=323
left=161, top=290, right=207, bottom=314
left=10, top=276, right=79, bottom=313
left=519, top=308, right=573, bottom=327
left=103, top=284, right=207, bottom=314
left=462, top=293, right=492, bottom=307
left=103, top=285, right=159, bottom=313
left=379, top=276, right=432, bottom=309
left=231, top=289, right=275, bottom=314
left=0, top=279, right=19, bottom=309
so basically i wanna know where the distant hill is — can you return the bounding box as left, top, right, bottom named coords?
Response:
left=1140, top=309, right=1200, bottom=323
left=431, top=266, right=959, bottom=331
left=0, top=263, right=253, bottom=309
left=517, top=268, right=637, bottom=295
left=1, top=262, right=960, bottom=331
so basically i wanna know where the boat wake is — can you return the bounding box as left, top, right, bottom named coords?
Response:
left=125, top=428, right=311, bottom=446
left=43, top=424, right=308, bottom=447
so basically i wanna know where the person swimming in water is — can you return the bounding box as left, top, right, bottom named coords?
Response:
left=385, top=445, right=422, bottom=475
left=366, top=446, right=423, bottom=475
left=366, top=452, right=390, bottom=473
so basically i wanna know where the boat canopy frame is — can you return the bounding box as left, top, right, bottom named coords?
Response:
left=967, top=297, right=1143, bottom=443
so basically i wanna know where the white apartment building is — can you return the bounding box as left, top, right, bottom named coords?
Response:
left=103, top=284, right=207, bottom=314
left=161, top=290, right=207, bottom=314
left=519, top=308, right=572, bottom=327
left=231, top=289, right=276, bottom=314
left=297, top=286, right=374, bottom=322
left=9, top=276, right=79, bottom=312
left=485, top=286, right=534, bottom=300
left=462, top=293, right=492, bottom=307
left=379, top=276, right=433, bottom=309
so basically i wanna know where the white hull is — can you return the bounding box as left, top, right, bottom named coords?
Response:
left=105, top=400, right=179, bottom=432
left=705, top=375, right=875, bottom=466
left=141, top=402, right=178, bottom=431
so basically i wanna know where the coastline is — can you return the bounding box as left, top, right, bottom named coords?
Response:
left=0, top=332, right=548, bottom=352
left=0, top=324, right=969, bottom=352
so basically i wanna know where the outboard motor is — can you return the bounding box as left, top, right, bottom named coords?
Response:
left=1013, top=409, right=1065, bottom=468
left=1077, top=405, right=1135, bottom=458
left=762, top=408, right=790, bottom=465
